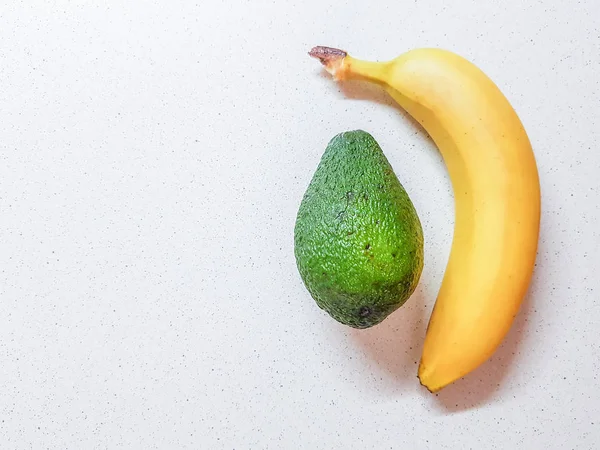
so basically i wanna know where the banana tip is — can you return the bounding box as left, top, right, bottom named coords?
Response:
left=417, top=374, right=438, bottom=394
left=418, top=362, right=443, bottom=394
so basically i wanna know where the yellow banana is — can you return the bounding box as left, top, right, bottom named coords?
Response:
left=309, top=46, right=541, bottom=392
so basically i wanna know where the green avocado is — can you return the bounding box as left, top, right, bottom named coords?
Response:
left=294, top=130, right=424, bottom=329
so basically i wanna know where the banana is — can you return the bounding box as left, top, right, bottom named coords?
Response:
left=309, top=46, right=541, bottom=392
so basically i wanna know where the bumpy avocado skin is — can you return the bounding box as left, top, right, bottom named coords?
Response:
left=294, top=130, right=424, bottom=329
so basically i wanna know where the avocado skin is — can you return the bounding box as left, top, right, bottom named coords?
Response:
left=294, top=130, right=424, bottom=329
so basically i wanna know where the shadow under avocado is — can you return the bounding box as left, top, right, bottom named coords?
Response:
left=348, top=289, right=428, bottom=385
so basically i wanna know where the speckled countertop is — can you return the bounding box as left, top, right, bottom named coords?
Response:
left=1, top=1, right=598, bottom=449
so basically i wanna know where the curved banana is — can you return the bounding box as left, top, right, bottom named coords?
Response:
left=309, top=46, right=541, bottom=392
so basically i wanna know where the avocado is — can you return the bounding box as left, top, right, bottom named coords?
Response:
left=294, top=130, right=424, bottom=329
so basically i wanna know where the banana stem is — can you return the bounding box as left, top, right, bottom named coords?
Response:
left=309, top=46, right=389, bottom=84
left=308, top=46, right=347, bottom=79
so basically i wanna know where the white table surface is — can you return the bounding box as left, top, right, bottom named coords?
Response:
left=1, top=1, right=598, bottom=448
